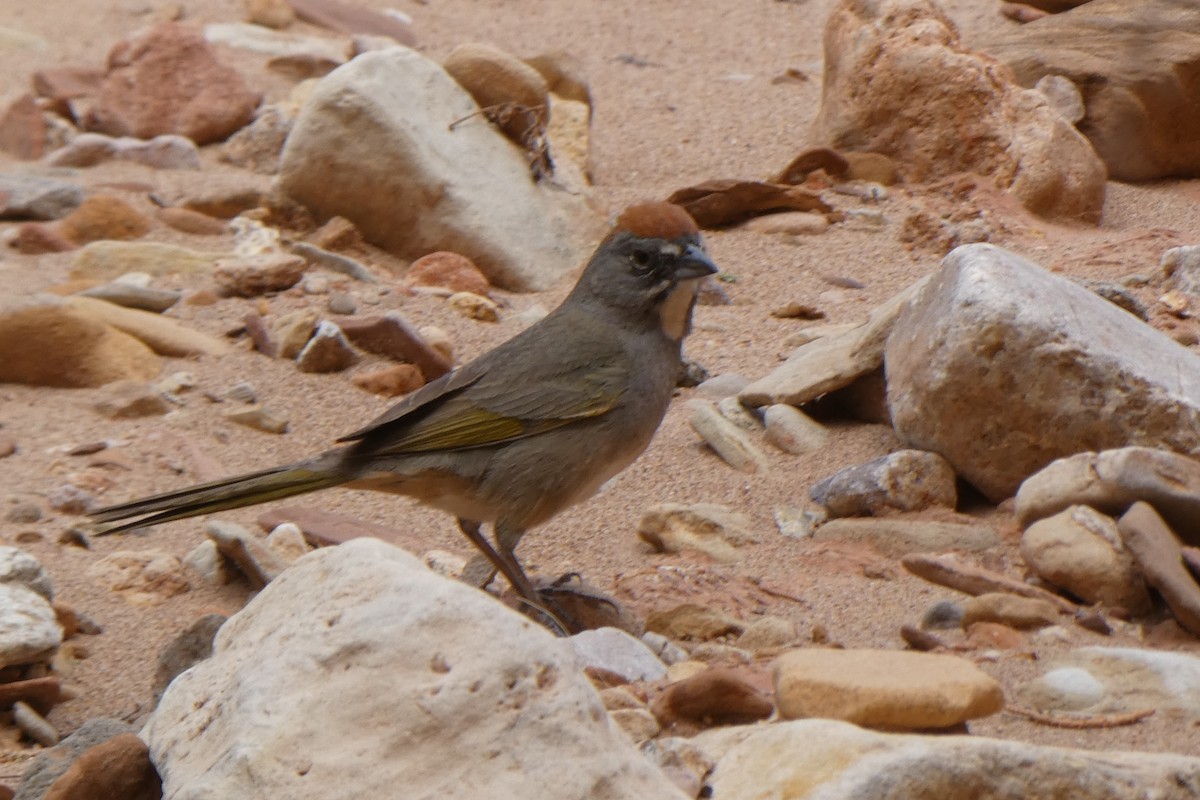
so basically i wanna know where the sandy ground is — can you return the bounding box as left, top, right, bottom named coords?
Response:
left=1, top=0, right=1199, bottom=780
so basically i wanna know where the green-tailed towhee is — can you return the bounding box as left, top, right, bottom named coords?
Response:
left=91, top=201, right=718, bottom=628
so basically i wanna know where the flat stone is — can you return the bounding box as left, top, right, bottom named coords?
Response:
left=67, top=295, right=227, bottom=357
left=0, top=174, right=83, bottom=220
left=684, top=718, right=1200, bottom=800
left=79, top=282, right=181, bottom=313
left=1117, top=502, right=1200, bottom=637
left=741, top=277, right=927, bottom=407
left=1016, top=447, right=1200, bottom=546
left=637, top=503, right=760, bottom=563
left=338, top=312, right=452, bottom=380
left=70, top=241, right=223, bottom=281
left=961, top=593, right=1060, bottom=630
left=814, top=518, right=1000, bottom=557
left=773, top=648, right=1003, bottom=729
left=214, top=253, right=307, bottom=297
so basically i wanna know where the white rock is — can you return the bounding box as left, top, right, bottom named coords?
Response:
left=886, top=244, right=1200, bottom=501
left=278, top=47, right=599, bottom=292
left=569, top=627, right=668, bottom=683
left=144, top=539, right=686, bottom=799
left=681, top=718, right=1200, bottom=800
left=0, top=546, right=53, bottom=600
left=0, top=584, right=61, bottom=668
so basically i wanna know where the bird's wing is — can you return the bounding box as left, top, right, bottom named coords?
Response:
left=339, top=324, right=630, bottom=456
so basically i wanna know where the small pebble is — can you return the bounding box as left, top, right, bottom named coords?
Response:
left=225, top=405, right=289, bottom=434
left=328, top=293, right=357, bottom=315
left=13, top=700, right=58, bottom=746
left=5, top=502, right=42, bottom=523
left=921, top=599, right=965, bottom=630
left=224, top=382, right=257, bottom=403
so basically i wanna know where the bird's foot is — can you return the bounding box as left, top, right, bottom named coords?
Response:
left=531, top=574, right=635, bottom=635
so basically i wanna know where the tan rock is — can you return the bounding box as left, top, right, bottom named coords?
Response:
left=815, top=0, right=1105, bottom=221
left=447, top=291, right=499, bottom=322
left=87, top=550, right=190, bottom=605
left=685, top=718, right=1200, bottom=800
left=351, top=363, right=424, bottom=397
left=406, top=251, right=491, bottom=295
left=645, top=604, right=745, bottom=642
left=158, top=206, right=227, bottom=235
left=214, top=253, right=307, bottom=297
left=961, top=593, right=1060, bottom=630
left=56, top=195, right=152, bottom=245
left=637, top=503, right=759, bottom=563
left=1021, top=505, right=1151, bottom=614
left=813, top=518, right=1000, bottom=557
left=66, top=295, right=228, bottom=357
left=1016, top=447, right=1200, bottom=546
left=70, top=241, right=224, bottom=281
left=1117, top=503, right=1200, bottom=637
left=443, top=42, right=549, bottom=144
left=741, top=276, right=927, bottom=407
left=773, top=648, right=1004, bottom=729
left=0, top=297, right=161, bottom=388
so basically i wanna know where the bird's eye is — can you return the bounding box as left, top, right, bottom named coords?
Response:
left=630, top=250, right=653, bottom=274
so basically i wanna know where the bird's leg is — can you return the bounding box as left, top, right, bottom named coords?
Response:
left=456, top=518, right=568, bottom=634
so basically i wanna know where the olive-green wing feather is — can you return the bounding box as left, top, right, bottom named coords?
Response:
left=339, top=324, right=630, bottom=456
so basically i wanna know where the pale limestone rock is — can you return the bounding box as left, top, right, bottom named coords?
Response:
left=887, top=245, right=1200, bottom=502
left=683, top=718, right=1200, bottom=800
left=144, top=539, right=686, bottom=799
left=278, top=47, right=599, bottom=291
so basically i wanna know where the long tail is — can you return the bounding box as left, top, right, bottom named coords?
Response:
left=89, top=459, right=348, bottom=535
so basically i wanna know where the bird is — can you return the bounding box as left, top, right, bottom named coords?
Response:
left=89, top=201, right=718, bottom=630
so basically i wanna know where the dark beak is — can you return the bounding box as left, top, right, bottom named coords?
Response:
left=674, top=243, right=719, bottom=280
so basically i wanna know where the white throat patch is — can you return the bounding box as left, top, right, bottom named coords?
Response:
left=658, top=277, right=702, bottom=341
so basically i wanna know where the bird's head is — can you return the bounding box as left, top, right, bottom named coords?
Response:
left=571, top=202, right=718, bottom=341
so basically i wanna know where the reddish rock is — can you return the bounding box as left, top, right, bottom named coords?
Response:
left=57, top=195, right=153, bottom=245
left=338, top=312, right=453, bottom=380
left=43, top=732, right=160, bottom=800
left=964, top=621, right=1028, bottom=651
left=651, top=666, right=774, bottom=725
left=0, top=93, right=45, bottom=160
left=214, top=253, right=307, bottom=297
left=12, top=223, right=76, bottom=254
left=0, top=676, right=61, bottom=711
left=407, top=251, right=491, bottom=295
left=86, top=22, right=260, bottom=145
left=352, top=363, right=425, bottom=397
left=32, top=67, right=104, bottom=119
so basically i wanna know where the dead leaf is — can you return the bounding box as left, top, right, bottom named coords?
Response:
left=667, top=179, right=832, bottom=228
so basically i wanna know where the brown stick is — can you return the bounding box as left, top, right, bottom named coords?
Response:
left=901, top=553, right=1077, bottom=613
left=1006, top=704, right=1155, bottom=729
